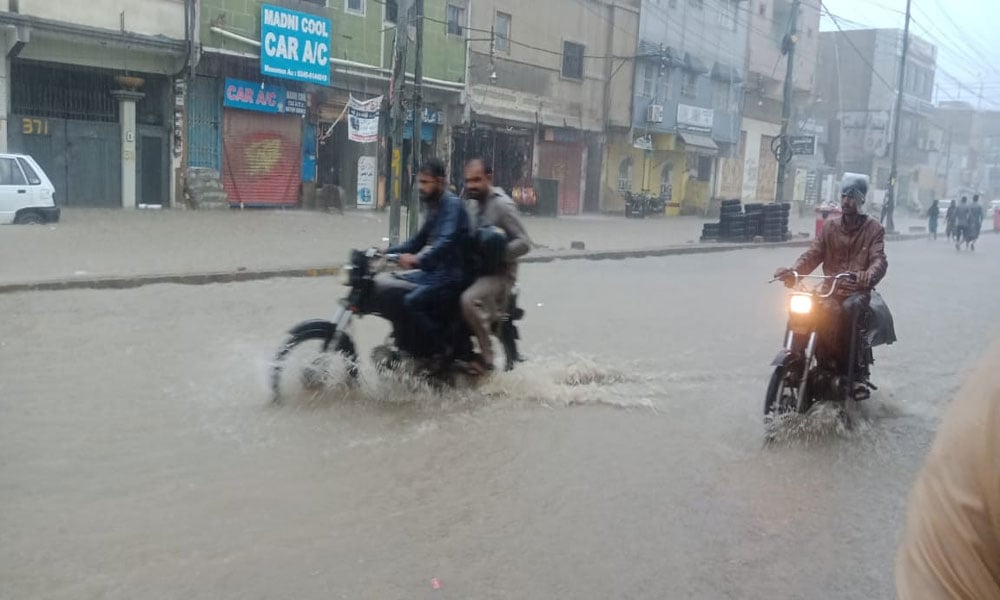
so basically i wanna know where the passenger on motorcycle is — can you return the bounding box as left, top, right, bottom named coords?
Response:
left=773, top=176, right=889, bottom=388
left=385, top=158, right=471, bottom=357
left=461, top=158, right=531, bottom=373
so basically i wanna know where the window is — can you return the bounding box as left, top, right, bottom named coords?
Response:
left=713, top=81, right=730, bottom=111
left=759, top=1, right=767, bottom=16
left=345, top=0, right=364, bottom=16
left=682, top=72, right=697, bottom=97
left=384, top=0, right=398, bottom=23
left=0, top=158, right=26, bottom=186
left=495, top=12, right=511, bottom=53
left=659, top=163, right=674, bottom=199
left=689, top=0, right=704, bottom=8
left=447, top=4, right=465, bottom=36
left=697, top=156, right=713, bottom=181
left=641, top=63, right=655, bottom=98
left=618, top=158, right=633, bottom=192
left=17, top=158, right=40, bottom=185
left=562, top=41, right=585, bottom=80
left=301, top=0, right=327, bottom=5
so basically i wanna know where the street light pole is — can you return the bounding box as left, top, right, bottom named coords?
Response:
left=408, top=0, right=425, bottom=237
left=774, top=0, right=800, bottom=205
left=886, top=0, right=913, bottom=234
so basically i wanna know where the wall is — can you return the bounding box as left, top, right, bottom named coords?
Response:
left=19, top=0, right=187, bottom=39
left=603, top=133, right=687, bottom=213
left=741, top=117, right=779, bottom=201
left=200, top=0, right=466, bottom=83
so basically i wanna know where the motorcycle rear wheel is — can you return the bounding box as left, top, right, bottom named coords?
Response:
left=271, top=329, right=357, bottom=403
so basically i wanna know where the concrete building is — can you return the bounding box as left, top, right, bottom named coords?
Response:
left=195, top=0, right=467, bottom=210
left=609, top=0, right=748, bottom=216
left=817, top=28, right=937, bottom=211
left=929, top=102, right=1000, bottom=202
left=0, top=0, right=193, bottom=208
left=741, top=0, right=824, bottom=205
left=453, top=0, right=640, bottom=215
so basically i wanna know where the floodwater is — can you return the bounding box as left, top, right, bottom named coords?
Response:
left=2, top=235, right=999, bottom=599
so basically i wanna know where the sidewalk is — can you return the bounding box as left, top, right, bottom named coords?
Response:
left=1, top=207, right=929, bottom=289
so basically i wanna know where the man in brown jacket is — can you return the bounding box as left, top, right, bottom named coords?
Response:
left=774, top=176, right=889, bottom=388
left=461, top=158, right=531, bottom=373
left=896, top=336, right=1000, bottom=598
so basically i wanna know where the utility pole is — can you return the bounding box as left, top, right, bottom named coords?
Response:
left=886, top=0, right=913, bottom=234
left=387, top=23, right=409, bottom=245
left=774, top=0, right=800, bottom=205
left=408, top=0, right=425, bottom=237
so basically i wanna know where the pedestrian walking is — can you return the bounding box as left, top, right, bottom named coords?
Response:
left=967, top=195, right=985, bottom=251
left=954, top=196, right=971, bottom=250
left=926, top=199, right=939, bottom=240
left=945, top=199, right=958, bottom=241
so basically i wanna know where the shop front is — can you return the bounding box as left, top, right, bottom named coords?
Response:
left=451, top=120, right=535, bottom=210
left=537, top=127, right=586, bottom=216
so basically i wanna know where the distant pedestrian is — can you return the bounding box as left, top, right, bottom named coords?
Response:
left=954, top=196, right=972, bottom=250
left=967, top=195, right=985, bottom=251
left=926, top=199, right=939, bottom=240
left=945, top=199, right=958, bottom=240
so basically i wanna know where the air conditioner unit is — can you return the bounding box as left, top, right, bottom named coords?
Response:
left=647, top=104, right=664, bottom=123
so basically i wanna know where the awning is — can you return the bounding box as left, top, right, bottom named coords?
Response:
left=711, top=62, right=743, bottom=83
left=684, top=52, right=709, bottom=74
left=679, top=133, right=718, bottom=154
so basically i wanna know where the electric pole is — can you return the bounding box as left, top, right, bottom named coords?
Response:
left=408, top=0, right=425, bottom=237
left=886, top=0, right=913, bottom=234
left=774, top=0, right=800, bottom=205
left=387, top=22, right=409, bottom=245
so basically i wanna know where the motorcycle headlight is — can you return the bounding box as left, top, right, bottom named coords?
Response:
left=340, top=265, right=354, bottom=286
left=789, top=294, right=814, bottom=315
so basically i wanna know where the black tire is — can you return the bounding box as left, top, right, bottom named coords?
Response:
left=764, top=365, right=800, bottom=422
left=15, top=210, right=44, bottom=225
left=271, top=329, right=357, bottom=403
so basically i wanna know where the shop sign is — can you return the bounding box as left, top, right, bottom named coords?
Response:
left=260, top=4, right=331, bottom=85
left=677, top=104, right=714, bottom=134
left=357, top=156, right=376, bottom=209
left=223, top=78, right=307, bottom=115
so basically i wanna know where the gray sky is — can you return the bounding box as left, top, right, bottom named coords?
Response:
left=819, top=0, right=1000, bottom=109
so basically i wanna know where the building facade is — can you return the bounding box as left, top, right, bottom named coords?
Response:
left=1, top=0, right=192, bottom=208
left=817, top=28, right=937, bottom=210
left=195, top=0, right=466, bottom=209
left=608, top=0, right=747, bottom=216
left=452, top=0, right=639, bottom=216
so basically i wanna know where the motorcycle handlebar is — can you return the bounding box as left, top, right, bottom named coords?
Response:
left=771, top=271, right=859, bottom=298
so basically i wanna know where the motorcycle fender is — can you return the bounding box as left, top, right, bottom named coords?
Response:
left=771, top=349, right=794, bottom=367
left=287, top=319, right=336, bottom=342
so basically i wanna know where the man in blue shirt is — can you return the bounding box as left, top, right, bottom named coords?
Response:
left=386, top=158, right=469, bottom=356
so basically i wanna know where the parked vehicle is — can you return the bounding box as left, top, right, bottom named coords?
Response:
left=0, top=153, right=59, bottom=225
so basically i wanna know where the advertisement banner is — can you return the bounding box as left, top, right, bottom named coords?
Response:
left=348, top=95, right=383, bottom=144
left=260, top=4, right=331, bottom=85
left=357, top=156, right=376, bottom=209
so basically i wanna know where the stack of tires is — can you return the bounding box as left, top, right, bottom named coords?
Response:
left=700, top=222, right=722, bottom=241
left=743, top=203, right=765, bottom=239
left=719, top=199, right=743, bottom=241
left=762, top=203, right=791, bottom=242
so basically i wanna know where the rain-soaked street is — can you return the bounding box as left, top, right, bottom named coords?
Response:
left=3, top=235, right=999, bottom=599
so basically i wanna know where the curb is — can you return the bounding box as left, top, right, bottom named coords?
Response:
left=0, top=234, right=924, bottom=295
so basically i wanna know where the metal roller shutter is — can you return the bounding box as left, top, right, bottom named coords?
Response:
left=221, top=109, right=302, bottom=207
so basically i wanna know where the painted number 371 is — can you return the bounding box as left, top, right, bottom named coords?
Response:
left=22, top=118, right=50, bottom=136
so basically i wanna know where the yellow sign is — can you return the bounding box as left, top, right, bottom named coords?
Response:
left=22, top=117, right=50, bottom=136
left=392, top=148, right=401, bottom=199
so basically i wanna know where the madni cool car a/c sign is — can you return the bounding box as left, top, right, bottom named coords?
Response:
left=260, top=4, right=332, bottom=85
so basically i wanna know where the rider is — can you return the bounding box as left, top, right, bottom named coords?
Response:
left=460, top=157, right=531, bottom=373
left=386, top=158, right=470, bottom=357
left=773, top=175, right=888, bottom=389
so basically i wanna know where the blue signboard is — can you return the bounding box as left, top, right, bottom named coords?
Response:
left=223, top=78, right=308, bottom=115
left=260, top=4, right=331, bottom=85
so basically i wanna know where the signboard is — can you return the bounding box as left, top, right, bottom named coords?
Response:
left=789, top=135, right=816, bottom=156
left=357, top=156, right=376, bottom=209
left=348, top=95, right=382, bottom=143
left=677, top=104, right=714, bottom=134
left=223, top=78, right=307, bottom=115
left=260, top=4, right=331, bottom=85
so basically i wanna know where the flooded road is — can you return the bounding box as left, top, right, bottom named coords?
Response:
left=3, top=237, right=999, bottom=599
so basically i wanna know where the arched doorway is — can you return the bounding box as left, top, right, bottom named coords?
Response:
left=659, top=161, right=674, bottom=200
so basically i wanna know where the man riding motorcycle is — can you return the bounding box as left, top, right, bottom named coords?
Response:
left=773, top=175, right=889, bottom=393
left=461, top=158, right=531, bottom=373
left=385, top=158, right=470, bottom=357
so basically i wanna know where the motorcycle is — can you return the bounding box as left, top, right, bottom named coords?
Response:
left=765, top=272, right=880, bottom=424
left=271, top=248, right=525, bottom=402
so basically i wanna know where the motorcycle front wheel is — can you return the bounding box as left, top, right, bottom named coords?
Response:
left=764, top=365, right=800, bottom=423
left=271, top=327, right=358, bottom=403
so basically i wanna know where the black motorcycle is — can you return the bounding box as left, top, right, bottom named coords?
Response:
left=764, top=272, right=890, bottom=424
left=271, top=248, right=525, bottom=402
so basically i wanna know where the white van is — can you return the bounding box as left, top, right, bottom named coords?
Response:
left=0, top=153, right=59, bottom=224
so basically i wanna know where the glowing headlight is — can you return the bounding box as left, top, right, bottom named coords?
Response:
left=789, top=294, right=813, bottom=315
left=340, top=265, right=354, bottom=286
